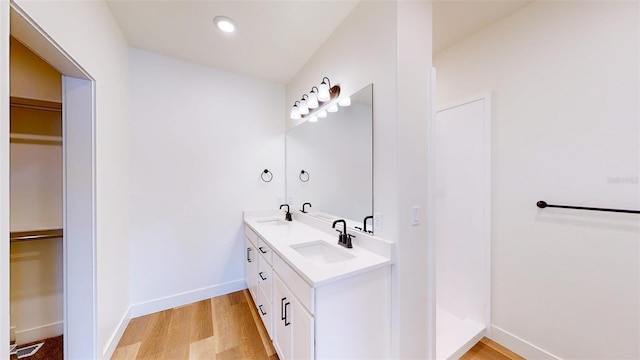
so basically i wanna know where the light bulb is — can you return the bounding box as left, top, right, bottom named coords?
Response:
left=338, top=96, right=351, bottom=106
left=214, top=16, right=236, bottom=33
left=318, top=79, right=330, bottom=101
left=309, top=115, right=318, bottom=123
left=317, top=110, right=327, bottom=118
left=299, top=98, right=309, bottom=115
left=308, top=91, right=319, bottom=109
left=327, top=103, right=338, bottom=113
left=290, top=105, right=301, bottom=120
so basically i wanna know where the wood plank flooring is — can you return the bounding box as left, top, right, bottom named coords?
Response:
left=112, top=290, right=523, bottom=360
left=462, top=337, right=525, bottom=360
left=111, top=290, right=276, bottom=360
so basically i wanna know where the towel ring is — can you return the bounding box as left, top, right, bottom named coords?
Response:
left=299, top=170, right=310, bottom=182
left=261, top=169, right=273, bottom=183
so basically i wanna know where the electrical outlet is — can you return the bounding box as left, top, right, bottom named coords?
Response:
left=374, top=212, right=383, bottom=231
left=412, top=206, right=421, bottom=226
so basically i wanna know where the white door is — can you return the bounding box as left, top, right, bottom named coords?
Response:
left=435, top=94, right=491, bottom=358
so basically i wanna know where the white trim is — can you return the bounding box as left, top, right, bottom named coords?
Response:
left=102, top=308, right=131, bottom=359
left=14, top=321, right=63, bottom=345
left=9, top=2, right=91, bottom=80
left=130, top=280, right=247, bottom=318
left=490, top=325, right=560, bottom=360
left=0, top=2, right=10, bottom=357
left=425, top=67, right=437, bottom=360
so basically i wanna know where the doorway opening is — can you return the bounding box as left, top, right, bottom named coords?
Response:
left=4, top=3, right=97, bottom=358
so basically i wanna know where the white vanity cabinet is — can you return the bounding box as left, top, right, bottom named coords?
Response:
left=274, top=273, right=314, bottom=360
left=243, top=223, right=391, bottom=360
left=244, top=236, right=258, bottom=300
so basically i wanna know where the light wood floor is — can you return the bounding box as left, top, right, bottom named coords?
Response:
left=112, top=290, right=523, bottom=360
left=112, top=290, right=276, bottom=360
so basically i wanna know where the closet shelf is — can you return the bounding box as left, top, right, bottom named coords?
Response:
left=10, top=228, right=63, bottom=242
left=10, top=133, right=63, bottom=143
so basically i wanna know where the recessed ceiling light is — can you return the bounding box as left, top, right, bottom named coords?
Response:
left=214, top=16, right=236, bottom=33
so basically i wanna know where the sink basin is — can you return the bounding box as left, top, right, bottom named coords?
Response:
left=256, top=219, right=289, bottom=227
left=291, top=240, right=355, bottom=264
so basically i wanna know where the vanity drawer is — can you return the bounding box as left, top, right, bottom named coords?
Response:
left=273, top=253, right=314, bottom=314
left=257, top=237, right=273, bottom=266
left=257, top=285, right=273, bottom=339
left=258, top=256, right=272, bottom=301
left=245, top=225, right=258, bottom=246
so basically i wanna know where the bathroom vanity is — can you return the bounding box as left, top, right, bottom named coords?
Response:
left=243, top=209, right=392, bottom=359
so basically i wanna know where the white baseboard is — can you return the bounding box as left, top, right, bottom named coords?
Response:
left=130, top=279, right=246, bottom=318
left=490, top=325, right=560, bottom=360
left=15, top=321, right=63, bottom=345
left=102, top=307, right=131, bottom=360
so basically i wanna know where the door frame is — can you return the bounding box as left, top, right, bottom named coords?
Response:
left=2, top=2, right=97, bottom=358
left=427, top=85, right=492, bottom=357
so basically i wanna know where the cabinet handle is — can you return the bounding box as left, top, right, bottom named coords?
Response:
left=284, top=302, right=291, bottom=326
left=259, top=272, right=267, bottom=280
left=247, top=248, right=252, bottom=262
left=259, top=246, right=267, bottom=254
left=281, top=297, right=287, bottom=320
left=259, top=304, right=267, bottom=316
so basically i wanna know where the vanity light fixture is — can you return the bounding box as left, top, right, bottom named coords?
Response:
left=308, top=87, right=319, bottom=109
left=289, top=77, right=341, bottom=122
left=318, top=77, right=331, bottom=101
left=299, top=94, right=309, bottom=115
left=338, top=96, right=351, bottom=107
left=290, top=101, right=301, bottom=120
left=213, top=16, right=236, bottom=33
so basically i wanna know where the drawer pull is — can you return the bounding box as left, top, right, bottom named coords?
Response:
left=284, top=302, right=291, bottom=326
left=281, top=297, right=287, bottom=320
left=259, top=272, right=267, bottom=281
left=259, top=305, right=267, bottom=316
left=259, top=246, right=268, bottom=254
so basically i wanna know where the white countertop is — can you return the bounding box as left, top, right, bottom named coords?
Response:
left=244, top=212, right=392, bottom=287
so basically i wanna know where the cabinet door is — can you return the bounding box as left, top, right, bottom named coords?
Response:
left=273, top=274, right=291, bottom=360
left=273, top=273, right=314, bottom=360
left=291, top=295, right=314, bottom=360
left=244, top=237, right=258, bottom=301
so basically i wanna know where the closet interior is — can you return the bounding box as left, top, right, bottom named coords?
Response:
left=9, top=37, right=64, bottom=358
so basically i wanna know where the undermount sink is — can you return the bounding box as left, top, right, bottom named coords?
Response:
left=256, top=219, right=289, bottom=227
left=291, top=240, right=355, bottom=264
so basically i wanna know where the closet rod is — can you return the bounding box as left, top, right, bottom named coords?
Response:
left=10, top=229, right=63, bottom=242
left=536, top=201, right=640, bottom=214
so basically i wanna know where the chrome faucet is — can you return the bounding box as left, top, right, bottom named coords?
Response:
left=332, top=219, right=354, bottom=248
left=280, top=204, right=292, bottom=221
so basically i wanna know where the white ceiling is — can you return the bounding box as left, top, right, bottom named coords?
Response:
left=433, top=0, right=533, bottom=54
left=107, top=0, right=533, bottom=84
left=106, top=0, right=359, bottom=84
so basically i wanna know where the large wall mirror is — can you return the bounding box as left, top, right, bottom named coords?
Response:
left=286, top=84, right=373, bottom=231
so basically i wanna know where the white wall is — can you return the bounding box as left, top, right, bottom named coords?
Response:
left=11, top=1, right=131, bottom=356
left=286, top=2, right=433, bottom=357
left=128, top=49, right=284, bottom=313
left=434, top=1, right=639, bottom=358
